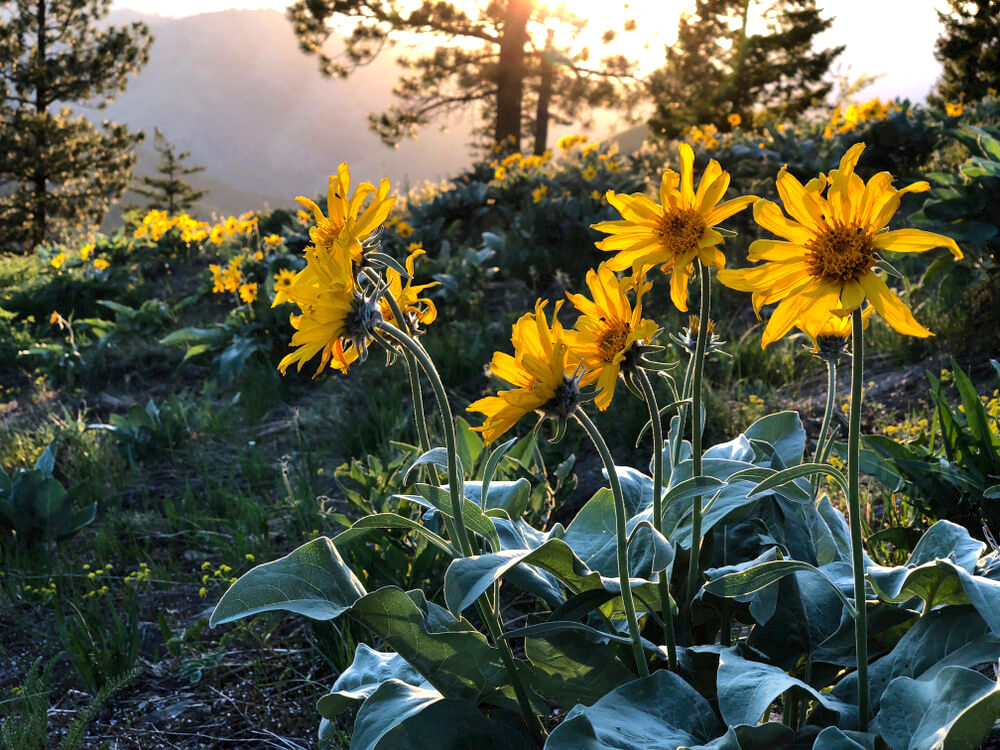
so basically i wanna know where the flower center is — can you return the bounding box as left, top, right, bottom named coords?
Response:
left=806, top=225, right=876, bottom=283
left=598, top=322, right=631, bottom=362
left=655, top=208, right=706, bottom=257
left=312, top=217, right=346, bottom=248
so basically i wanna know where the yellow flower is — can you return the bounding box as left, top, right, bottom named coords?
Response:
left=558, top=134, right=587, bottom=150
left=728, top=113, right=742, bottom=128
left=297, top=209, right=313, bottom=226
left=532, top=184, right=548, bottom=203
left=253, top=250, right=264, bottom=261
left=468, top=300, right=577, bottom=444
left=210, top=225, right=225, bottom=245
left=263, top=234, right=283, bottom=247
left=379, top=247, right=438, bottom=329
left=297, top=163, right=395, bottom=261
left=797, top=305, right=874, bottom=355
left=209, top=264, right=226, bottom=294
left=239, top=282, right=258, bottom=304
left=946, top=102, right=963, bottom=117
left=988, top=87, right=998, bottom=97
left=276, top=236, right=368, bottom=376
left=718, top=142, right=962, bottom=348
left=590, top=190, right=602, bottom=201
left=80, top=244, right=94, bottom=261
left=582, top=166, right=597, bottom=181
left=199, top=587, right=207, bottom=598
left=396, top=221, right=415, bottom=238
left=565, top=265, right=659, bottom=411
left=51, top=252, right=66, bottom=269
left=222, top=259, right=243, bottom=293
left=273, top=268, right=296, bottom=303
left=407, top=241, right=424, bottom=253
left=823, top=125, right=834, bottom=139
left=607, top=160, right=621, bottom=173
left=592, top=143, right=756, bottom=311
left=93, top=258, right=110, bottom=270
left=49, top=311, right=59, bottom=324
left=494, top=166, right=507, bottom=181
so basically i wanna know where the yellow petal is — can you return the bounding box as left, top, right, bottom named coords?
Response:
left=859, top=272, right=932, bottom=338
left=872, top=228, right=962, bottom=259
left=705, top=195, right=756, bottom=227
left=751, top=199, right=813, bottom=244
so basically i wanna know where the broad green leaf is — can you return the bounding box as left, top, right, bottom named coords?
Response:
left=351, top=679, right=531, bottom=750
left=479, top=437, right=517, bottom=509
left=832, top=606, right=1000, bottom=715
left=464, top=479, right=531, bottom=518
left=317, top=644, right=430, bottom=719
left=544, top=671, right=723, bottom=749
left=34, top=443, right=55, bottom=475
left=501, top=620, right=649, bottom=648
left=413, top=483, right=501, bottom=552
left=812, top=727, right=875, bottom=750
left=745, top=463, right=848, bottom=498
left=443, top=538, right=660, bottom=619
left=716, top=647, right=856, bottom=727
left=350, top=587, right=506, bottom=703
left=906, top=520, right=984, bottom=571
left=874, top=667, right=1000, bottom=750
left=683, top=723, right=795, bottom=750
left=454, top=417, right=483, bottom=474
left=210, top=537, right=366, bottom=626
left=332, top=513, right=457, bottom=557
left=525, top=627, right=634, bottom=710
left=404, top=448, right=455, bottom=485
left=743, top=411, right=806, bottom=467
left=747, top=564, right=856, bottom=670
left=704, top=559, right=857, bottom=617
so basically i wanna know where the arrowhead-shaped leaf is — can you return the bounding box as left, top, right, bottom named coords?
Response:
left=210, top=537, right=366, bottom=626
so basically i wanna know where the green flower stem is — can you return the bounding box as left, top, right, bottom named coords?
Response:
left=671, top=353, right=696, bottom=472
left=815, top=358, right=838, bottom=466
left=848, top=308, right=870, bottom=731
left=377, top=320, right=545, bottom=743
left=573, top=408, right=649, bottom=678
left=634, top=367, right=677, bottom=670
left=685, top=260, right=711, bottom=619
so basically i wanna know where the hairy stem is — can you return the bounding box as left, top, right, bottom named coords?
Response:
left=685, top=260, right=711, bottom=620
left=848, top=308, right=870, bottom=731
left=635, top=368, right=676, bottom=670
left=377, top=321, right=545, bottom=742
left=815, top=358, right=838, bottom=467
left=574, top=409, right=649, bottom=678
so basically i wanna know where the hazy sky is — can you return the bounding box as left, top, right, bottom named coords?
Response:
left=111, top=0, right=948, bottom=103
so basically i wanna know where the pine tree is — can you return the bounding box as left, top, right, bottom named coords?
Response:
left=647, top=0, right=842, bottom=139
left=133, top=129, right=207, bottom=214
left=287, top=0, right=638, bottom=153
left=0, top=0, right=152, bottom=253
left=929, top=0, right=1000, bottom=108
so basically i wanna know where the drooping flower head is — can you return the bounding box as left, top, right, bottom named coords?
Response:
left=276, top=235, right=380, bottom=377
left=798, top=306, right=873, bottom=364
left=468, top=300, right=583, bottom=444
left=564, top=264, right=659, bottom=411
left=717, top=143, right=962, bottom=348
left=592, top=143, right=756, bottom=311
left=378, top=246, right=438, bottom=331
left=296, top=163, right=395, bottom=266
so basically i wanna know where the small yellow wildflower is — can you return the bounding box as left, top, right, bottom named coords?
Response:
left=494, top=166, right=507, bottom=181
left=80, top=244, right=94, bottom=260
left=532, top=184, right=548, bottom=203
left=49, top=311, right=59, bottom=324
left=245, top=553, right=255, bottom=562
left=582, top=166, right=597, bottom=181
left=199, top=587, right=207, bottom=598
left=263, top=234, right=283, bottom=247
left=51, top=252, right=66, bottom=269
left=396, top=221, right=415, bottom=238
left=239, top=283, right=258, bottom=304
left=946, top=102, right=963, bottom=117
left=93, top=258, right=110, bottom=270
left=728, top=113, right=741, bottom=127
left=407, top=241, right=424, bottom=253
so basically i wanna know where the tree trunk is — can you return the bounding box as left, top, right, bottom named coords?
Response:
left=494, top=0, right=531, bottom=152
left=31, top=0, right=48, bottom=250
left=533, top=28, right=554, bottom=156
